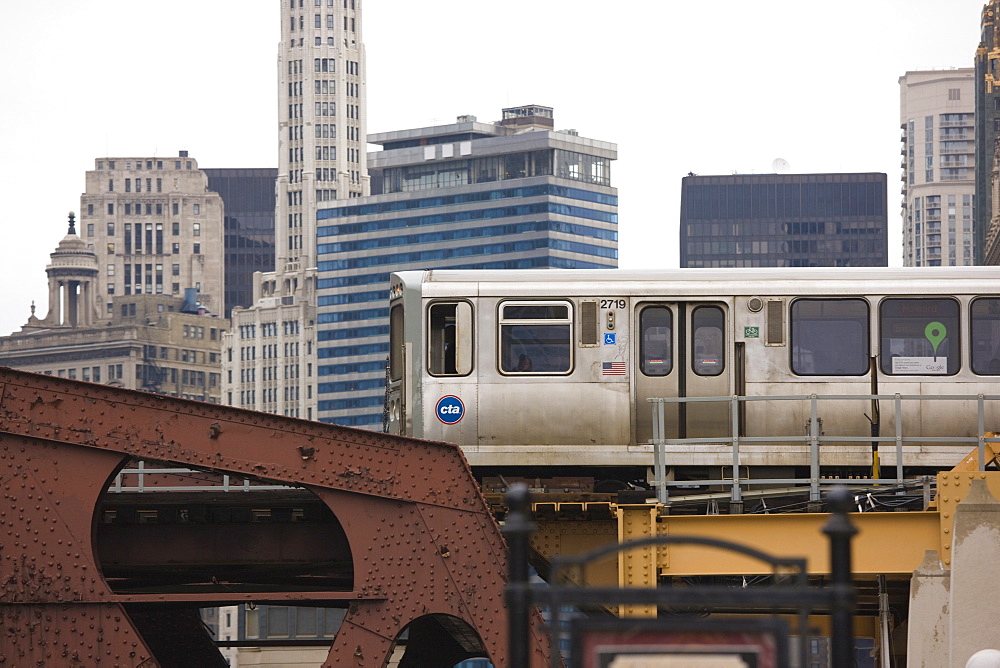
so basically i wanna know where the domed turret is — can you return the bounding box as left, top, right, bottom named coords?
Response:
left=40, top=212, right=100, bottom=327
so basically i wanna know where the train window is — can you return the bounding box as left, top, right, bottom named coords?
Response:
left=692, top=305, right=725, bottom=376
left=879, top=298, right=959, bottom=375
left=499, top=301, right=572, bottom=374
left=389, top=304, right=404, bottom=382
left=971, top=298, right=1000, bottom=375
left=427, top=302, right=473, bottom=376
left=790, top=299, right=869, bottom=375
left=640, top=306, right=672, bottom=376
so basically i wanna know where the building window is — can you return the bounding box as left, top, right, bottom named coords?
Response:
left=86, top=224, right=95, bottom=237
left=948, top=89, right=961, bottom=101
left=87, top=204, right=94, bottom=215
left=193, top=243, right=201, bottom=254
left=107, top=264, right=115, bottom=276
left=172, top=222, right=180, bottom=235
left=193, top=223, right=201, bottom=237
left=193, top=203, right=200, bottom=215
left=172, top=203, right=179, bottom=215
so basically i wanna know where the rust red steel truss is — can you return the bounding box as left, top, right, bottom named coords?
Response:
left=0, top=369, right=550, bottom=667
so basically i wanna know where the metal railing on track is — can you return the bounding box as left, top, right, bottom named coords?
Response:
left=108, top=459, right=294, bottom=492
left=648, top=392, right=1000, bottom=507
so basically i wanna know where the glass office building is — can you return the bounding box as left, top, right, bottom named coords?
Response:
left=315, top=106, right=618, bottom=427
left=204, top=168, right=277, bottom=314
left=680, top=173, right=888, bottom=268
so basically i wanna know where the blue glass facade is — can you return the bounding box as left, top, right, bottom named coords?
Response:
left=316, top=175, right=618, bottom=427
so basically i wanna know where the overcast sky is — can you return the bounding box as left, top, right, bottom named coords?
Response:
left=0, top=0, right=987, bottom=336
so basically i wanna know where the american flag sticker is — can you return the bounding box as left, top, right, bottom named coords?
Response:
left=602, top=361, right=626, bottom=376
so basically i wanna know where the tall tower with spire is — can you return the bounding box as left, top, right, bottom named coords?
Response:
left=276, top=0, right=369, bottom=272
left=221, top=0, right=369, bottom=419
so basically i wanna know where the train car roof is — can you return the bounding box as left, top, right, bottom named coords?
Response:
left=393, top=267, right=1000, bottom=297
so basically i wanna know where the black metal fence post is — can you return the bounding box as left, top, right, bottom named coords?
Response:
left=823, top=487, right=858, bottom=666
left=504, top=484, right=534, bottom=668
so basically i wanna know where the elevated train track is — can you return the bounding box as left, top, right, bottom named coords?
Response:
left=1, top=365, right=997, bottom=665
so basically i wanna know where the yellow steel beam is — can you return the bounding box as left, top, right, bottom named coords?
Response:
left=530, top=519, right=618, bottom=586
left=617, top=503, right=658, bottom=617
left=527, top=473, right=1000, bottom=587
left=653, top=511, right=940, bottom=577
left=533, top=509, right=940, bottom=580
left=934, top=471, right=1000, bottom=568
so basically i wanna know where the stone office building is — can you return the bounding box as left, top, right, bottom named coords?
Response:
left=78, top=151, right=225, bottom=317
left=0, top=215, right=227, bottom=402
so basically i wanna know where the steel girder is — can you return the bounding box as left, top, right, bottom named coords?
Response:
left=0, top=369, right=550, bottom=666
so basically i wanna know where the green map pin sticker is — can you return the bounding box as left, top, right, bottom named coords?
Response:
left=925, top=321, right=947, bottom=359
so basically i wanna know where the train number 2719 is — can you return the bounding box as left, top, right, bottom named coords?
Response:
left=600, top=299, right=626, bottom=309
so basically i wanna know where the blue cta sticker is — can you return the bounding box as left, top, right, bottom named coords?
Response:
left=435, top=395, right=465, bottom=425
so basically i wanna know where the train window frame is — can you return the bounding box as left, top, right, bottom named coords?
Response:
left=639, top=305, right=673, bottom=377
left=497, top=300, right=574, bottom=375
left=970, top=297, right=1000, bottom=375
left=389, top=303, right=404, bottom=382
left=879, top=297, right=960, bottom=376
left=789, top=298, right=870, bottom=376
left=691, top=305, right=725, bottom=377
left=426, top=301, right=474, bottom=377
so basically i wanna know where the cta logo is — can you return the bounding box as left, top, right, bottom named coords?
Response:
left=435, top=395, right=465, bottom=425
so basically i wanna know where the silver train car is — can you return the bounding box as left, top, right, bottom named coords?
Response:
left=385, top=267, right=1000, bottom=478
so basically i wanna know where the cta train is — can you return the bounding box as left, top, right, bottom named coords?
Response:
left=385, top=267, right=1000, bottom=480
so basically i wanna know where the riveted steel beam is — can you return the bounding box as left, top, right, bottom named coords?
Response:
left=0, top=369, right=550, bottom=667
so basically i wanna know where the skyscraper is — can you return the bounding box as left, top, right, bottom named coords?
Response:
left=315, top=106, right=618, bottom=427
left=899, top=69, right=975, bottom=267
left=204, top=168, right=277, bottom=315
left=976, top=0, right=1000, bottom=264
left=79, top=152, right=225, bottom=316
left=222, top=0, right=368, bottom=418
left=679, top=173, right=888, bottom=268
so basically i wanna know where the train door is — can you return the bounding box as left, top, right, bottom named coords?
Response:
left=635, top=302, right=732, bottom=443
